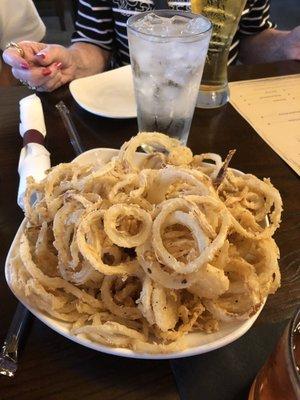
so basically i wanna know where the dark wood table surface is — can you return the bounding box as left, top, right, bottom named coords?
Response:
left=0, top=60, right=299, bottom=400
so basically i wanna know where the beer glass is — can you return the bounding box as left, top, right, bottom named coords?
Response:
left=248, top=309, right=300, bottom=400
left=191, top=0, right=246, bottom=108
left=127, top=11, right=212, bottom=144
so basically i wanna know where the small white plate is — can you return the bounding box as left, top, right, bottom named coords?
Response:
left=69, top=66, right=137, bottom=119
left=5, top=148, right=265, bottom=359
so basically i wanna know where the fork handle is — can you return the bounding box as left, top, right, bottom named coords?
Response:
left=2, top=303, right=30, bottom=362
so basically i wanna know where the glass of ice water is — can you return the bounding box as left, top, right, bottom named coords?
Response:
left=127, top=11, right=212, bottom=144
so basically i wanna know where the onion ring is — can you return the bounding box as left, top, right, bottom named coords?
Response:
left=104, top=204, right=152, bottom=248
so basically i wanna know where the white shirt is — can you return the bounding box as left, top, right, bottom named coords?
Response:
left=0, top=0, right=45, bottom=50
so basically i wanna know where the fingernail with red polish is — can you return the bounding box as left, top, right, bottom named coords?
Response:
left=36, top=52, right=45, bottom=59
left=20, top=62, right=29, bottom=69
left=54, top=62, right=62, bottom=69
left=42, top=69, right=51, bottom=76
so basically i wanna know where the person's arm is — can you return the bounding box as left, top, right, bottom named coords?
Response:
left=31, top=41, right=112, bottom=82
left=68, top=0, right=115, bottom=77
left=68, top=42, right=110, bottom=78
left=238, top=27, right=300, bottom=64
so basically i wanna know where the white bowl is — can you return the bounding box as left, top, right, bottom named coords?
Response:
left=5, top=148, right=265, bottom=360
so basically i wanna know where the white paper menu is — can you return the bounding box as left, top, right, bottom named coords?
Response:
left=229, top=74, right=300, bottom=175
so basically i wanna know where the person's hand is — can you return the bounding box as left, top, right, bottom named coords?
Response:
left=2, top=41, right=77, bottom=91
left=283, top=26, right=300, bottom=60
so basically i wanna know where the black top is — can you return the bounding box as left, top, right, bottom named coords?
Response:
left=71, top=0, right=275, bottom=67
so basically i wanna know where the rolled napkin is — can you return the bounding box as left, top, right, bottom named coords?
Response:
left=17, top=94, right=50, bottom=209
left=19, top=94, right=47, bottom=137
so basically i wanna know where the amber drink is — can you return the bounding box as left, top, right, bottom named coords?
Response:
left=248, top=309, right=300, bottom=400
left=191, top=0, right=246, bottom=108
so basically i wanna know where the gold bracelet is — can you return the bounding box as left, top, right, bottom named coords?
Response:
left=5, top=42, right=25, bottom=58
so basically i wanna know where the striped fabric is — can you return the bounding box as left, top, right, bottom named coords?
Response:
left=71, top=0, right=275, bottom=67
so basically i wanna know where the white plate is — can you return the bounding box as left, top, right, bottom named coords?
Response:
left=5, top=148, right=265, bottom=360
left=69, top=65, right=137, bottom=119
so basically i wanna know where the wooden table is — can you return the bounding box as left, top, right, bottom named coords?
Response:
left=0, top=61, right=299, bottom=400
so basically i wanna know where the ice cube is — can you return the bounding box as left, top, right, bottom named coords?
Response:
left=131, top=13, right=210, bottom=37
left=164, top=66, right=188, bottom=87
left=132, top=13, right=171, bottom=35
left=183, top=17, right=211, bottom=35
left=132, top=40, right=159, bottom=73
left=164, top=15, right=191, bottom=36
left=132, top=13, right=194, bottom=37
left=161, top=83, right=181, bottom=102
left=169, top=15, right=190, bottom=26
left=146, top=13, right=168, bottom=25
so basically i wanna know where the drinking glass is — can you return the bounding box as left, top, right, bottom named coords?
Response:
left=191, top=0, right=247, bottom=108
left=248, top=309, right=300, bottom=400
left=127, top=10, right=212, bottom=144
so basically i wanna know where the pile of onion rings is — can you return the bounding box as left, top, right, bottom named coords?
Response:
left=9, top=132, right=282, bottom=353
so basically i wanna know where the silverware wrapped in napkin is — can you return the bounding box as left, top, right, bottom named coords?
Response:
left=17, top=94, right=50, bottom=209
left=0, top=94, right=50, bottom=378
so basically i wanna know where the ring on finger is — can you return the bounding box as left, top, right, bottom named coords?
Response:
left=5, top=42, right=25, bottom=58
left=19, top=78, right=38, bottom=91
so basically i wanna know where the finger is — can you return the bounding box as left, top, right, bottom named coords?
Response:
left=34, top=45, right=66, bottom=67
left=37, top=71, right=64, bottom=92
left=12, top=64, right=60, bottom=88
left=3, top=42, right=47, bottom=69
left=19, top=41, right=48, bottom=65
left=19, top=41, right=47, bottom=53
left=2, top=48, right=29, bottom=69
